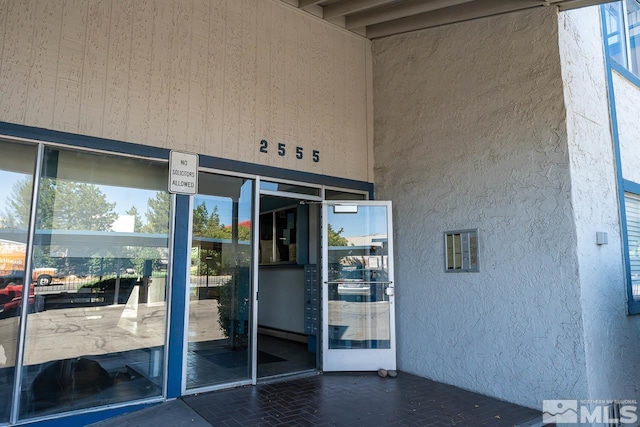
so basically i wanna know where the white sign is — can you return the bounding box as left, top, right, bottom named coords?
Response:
left=169, top=151, right=198, bottom=195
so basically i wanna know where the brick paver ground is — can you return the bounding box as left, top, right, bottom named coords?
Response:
left=182, top=371, right=541, bottom=426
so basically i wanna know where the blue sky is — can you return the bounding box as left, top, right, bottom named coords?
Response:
left=328, top=206, right=388, bottom=237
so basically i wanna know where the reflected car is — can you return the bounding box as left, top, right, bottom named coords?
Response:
left=0, top=277, right=34, bottom=319
left=337, top=280, right=371, bottom=296
left=336, top=267, right=388, bottom=296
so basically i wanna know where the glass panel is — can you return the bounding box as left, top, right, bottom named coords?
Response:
left=625, top=193, right=640, bottom=301
left=446, top=234, right=454, bottom=270
left=325, top=189, right=367, bottom=201
left=627, top=0, right=640, bottom=75
left=187, top=173, right=253, bottom=389
left=19, top=148, right=170, bottom=419
left=605, top=2, right=628, bottom=68
left=469, top=234, right=478, bottom=269
left=453, top=234, right=462, bottom=269
left=326, top=205, right=390, bottom=349
left=0, top=141, right=37, bottom=423
left=260, top=181, right=320, bottom=197
left=259, top=203, right=298, bottom=265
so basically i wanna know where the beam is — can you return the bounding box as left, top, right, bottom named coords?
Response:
left=365, top=0, right=546, bottom=39
left=346, top=0, right=478, bottom=30
left=323, top=0, right=398, bottom=19
left=299, top=0, right=324, bottom=8
left=557, top=0, right=610, bottom=10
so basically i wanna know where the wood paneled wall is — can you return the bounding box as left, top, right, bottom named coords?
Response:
left=0, top=0, right=373, bottom=182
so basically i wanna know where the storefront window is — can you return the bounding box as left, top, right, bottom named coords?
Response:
left=0, top=140, right=37, bottom=423
left=18, top=147, right=170, bottom=419
left=187, top=173, right=253, bottom=389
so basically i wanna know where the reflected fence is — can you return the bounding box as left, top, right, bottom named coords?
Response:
left=32, top=273, right=232, bottom=299
left=32, top=274, right=165, bottom=311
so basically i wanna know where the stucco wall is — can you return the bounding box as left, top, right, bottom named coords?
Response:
left=372, top=8, right=588, bottom=408
left=615, top=71, right=640, bottom=184
left=0, top=0, right=373, bottom=182
left=560, top=7, right=640, bottom=403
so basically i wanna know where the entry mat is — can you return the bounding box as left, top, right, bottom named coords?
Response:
left=193, top=349, right=285, bottom=368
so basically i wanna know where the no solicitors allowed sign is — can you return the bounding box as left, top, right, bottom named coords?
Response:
left=169, top=151, right=199, bottom=195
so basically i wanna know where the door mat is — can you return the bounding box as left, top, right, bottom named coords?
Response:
left=193, top=350, right=285, bottom=368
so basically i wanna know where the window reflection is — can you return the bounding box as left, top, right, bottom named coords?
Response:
left=628, top=0, right=640, bottom=74
left=0, top=141, right=37, bottom=423
left=187, top=173, right=253, bottom=390
left=326, top=206, right=391, bottom=350
left=605, top=1, right=640, bottom=77
left=625, top=194, right=640, bottom=301
left=605, top=2, right=628, bottom=68
left=19, top=148, right=170, bottom=419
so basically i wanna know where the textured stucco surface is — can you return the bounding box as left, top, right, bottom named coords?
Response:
left=372, top=8, right=588, bottom=408
left=560, top=7, right=640, bottom=404
left=614, top=71, right=640, bottom=184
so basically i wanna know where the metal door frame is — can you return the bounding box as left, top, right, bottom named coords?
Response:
left=321, top=200, right=396, bottom=372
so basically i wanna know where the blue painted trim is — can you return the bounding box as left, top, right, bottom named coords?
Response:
left=16, top=402, right=159, bottom=427
left=199, top=156, right=373, bottom=194
left=166, top=195, right=190, bottom=398
left=601, top=6, right=640, bottom=315
left=0, top=121, right=170, bottom=159
left=623, top=180, right=640, bottom=195
left=0, top=121, right=375, bottom=195
left=610, top=61, right=640, bottom=89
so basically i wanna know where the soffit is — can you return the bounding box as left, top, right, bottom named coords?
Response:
left=283, top=0, right=608, bottom=39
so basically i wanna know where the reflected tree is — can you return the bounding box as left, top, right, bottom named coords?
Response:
left=3, top=177, right=33, bottom=228
left=5, top=178, right=121, bottom=274
left=192, top=201, right=251, bottom=275
left=125, top=206, right=144, bottom=233
left=142, top=192, right=171, bottom=234
left=328, top=224, right=350, bottom=246
left=4, top=178, right=117, bottom=231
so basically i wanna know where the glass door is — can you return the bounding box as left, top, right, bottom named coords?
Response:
left=321, top=201, right=395, bottom=371
left=185, top=173, right=253, bottom=391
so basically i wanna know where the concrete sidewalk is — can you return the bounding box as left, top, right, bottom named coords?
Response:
left=89, top=400, right=209, bottom=427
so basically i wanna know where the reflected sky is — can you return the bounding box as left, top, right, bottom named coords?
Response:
left=328, top=206, right=387, bottom=238
left=99, top=186, right=162, bottom=216
left=1, top=174, right=159, bottom=220
left=0, top=173, right=22, bottom=215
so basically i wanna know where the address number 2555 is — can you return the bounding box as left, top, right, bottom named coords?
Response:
left=259, top=140, right=319, bottom=163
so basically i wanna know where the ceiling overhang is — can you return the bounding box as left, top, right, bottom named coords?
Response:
left=282, top=0, right=609, bottom=39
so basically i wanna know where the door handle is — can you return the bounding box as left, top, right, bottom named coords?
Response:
left=325, top=281, right=393, bottom=285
